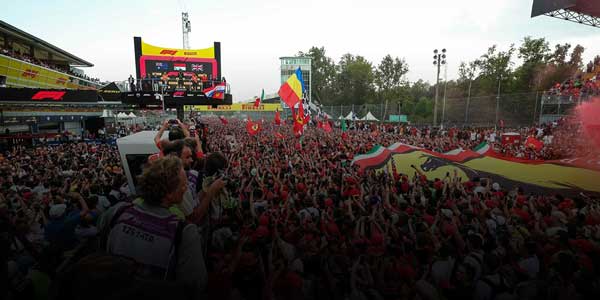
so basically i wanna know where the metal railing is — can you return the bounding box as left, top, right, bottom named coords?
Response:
left=124, top=78, right=230, bottom=94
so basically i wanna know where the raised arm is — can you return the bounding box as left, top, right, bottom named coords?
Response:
left=154, top=120, right=169, bottom=146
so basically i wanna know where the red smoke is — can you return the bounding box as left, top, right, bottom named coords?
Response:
left=575, top=98, right=600, bottom=151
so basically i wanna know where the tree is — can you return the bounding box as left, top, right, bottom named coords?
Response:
left=569, top=44, right=585, bottom=68
left=550, top=43, right=571, bottom=65
left=518, top=37, right=550, bottom=65
left=374, top=55, right=408, bottom=92
left=297, top=47, right=337, bottom=105
left=473, top=44, right=515, bottom=95
left=336, top=54, right=375, bottom=105
left=458, top=61, right=478, bottom=83
left=374, top=55, right=409, bottom=121
left=514, top=37, right=550, bottom=91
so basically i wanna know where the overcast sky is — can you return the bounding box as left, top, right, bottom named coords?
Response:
left=2, top=0, right=599, bottom=101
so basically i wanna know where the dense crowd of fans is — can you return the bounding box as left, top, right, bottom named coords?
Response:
left=0, top=46, right=102, bottom=83
left=546, top=77, right=600, bottom=99
left=2, top=116, right=599, bottom=300
left=341, top=118, right=589, bottom=161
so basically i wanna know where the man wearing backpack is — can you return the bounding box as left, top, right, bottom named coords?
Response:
left=473, top=253, right=515, bottom=300
left=97, top=156, right=208, bottom=297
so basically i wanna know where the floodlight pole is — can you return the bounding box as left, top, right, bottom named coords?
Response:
left=182, top=12, right=191, bottom=49
left=433, top=49, right=446, bottom=127
left=441, top=63, right=448, bottom=128
left=495, top=74, right=502, bottom=129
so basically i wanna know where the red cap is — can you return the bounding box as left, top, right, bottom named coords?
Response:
left=255, top=225, right=270, bottom=238
left=296, top=183, right=306, bottom=192
left=326, top=222, right=340, bottom=236
left=443, top=223, right=457, bottom=236
left=423, top=214, right=435, bottom=225
left=259, top=214, right=270, bottom=226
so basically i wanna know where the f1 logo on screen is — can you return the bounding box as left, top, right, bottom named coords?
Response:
left=173, top=91, right=185, bottom=97
left=160, top=49, right=178, bottom=55
left=31, top=91, right=66, bottom=101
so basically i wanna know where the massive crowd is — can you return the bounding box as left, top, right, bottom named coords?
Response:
left=2, top=116, right=599, bottom=300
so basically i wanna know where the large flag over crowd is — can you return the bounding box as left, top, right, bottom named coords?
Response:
left=278, top=67, right=304, bottom=109
left=352, top=142, right=600, bottom=193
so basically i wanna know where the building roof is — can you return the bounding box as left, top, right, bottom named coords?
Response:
left=279, top=56, right=312, bottom=59
left=0, top=20, right=94, bottom=67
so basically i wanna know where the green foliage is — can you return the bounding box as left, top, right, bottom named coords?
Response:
left=298, top=37, right=593, bottom=122
left=297, top=47, right=336, bottom=104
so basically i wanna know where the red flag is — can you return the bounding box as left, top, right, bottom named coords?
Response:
left=303, top=114, right=310, bottom=125
left=246, top=119, right=261, bottom=135
left=317, top=120, right=322, bottom=129
left=293, top=105, right=305, bottom=136
left=219, top=116, right=228, bottom=125
left=322, top=121, right=332, bottom=133
left=274, top=110, right=281, bottom=125
left=525, top=136, right=543, bottom=151
left=297, top=104, right=305, bottom=121
left=254, top=97, right=260, bottom=107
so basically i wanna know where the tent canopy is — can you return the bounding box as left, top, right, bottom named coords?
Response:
left=361, top=111, right=379, bottom=121
left=345, top=111, right=356, bottom=120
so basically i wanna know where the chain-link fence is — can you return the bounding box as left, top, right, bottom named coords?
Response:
left=318, top=92, right=546, bottom=127
left=176, top=92, right=593, bottom=127
left=196, top=110, right=279, bottom=122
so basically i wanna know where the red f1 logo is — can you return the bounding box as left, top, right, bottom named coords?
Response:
left=173, top=91, right=185, bottom=97
left=31, top=91, right=66, bottom=100
left=160, top=49, right=178, bottom=55
left=22, top=69, right=39, bottom=78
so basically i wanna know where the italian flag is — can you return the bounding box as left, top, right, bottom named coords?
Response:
left=474, top=142, right=491, bottom=155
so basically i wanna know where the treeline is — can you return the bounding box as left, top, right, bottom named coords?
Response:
left=300, top=37, right=598, bottom=121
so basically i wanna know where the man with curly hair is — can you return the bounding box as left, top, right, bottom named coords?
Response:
left=97, top=156, right=208, bottom=297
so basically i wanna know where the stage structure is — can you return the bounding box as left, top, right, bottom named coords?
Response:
left=129, top=37, right=232, bottom=119
left=531, top=0, right=600, bottom=27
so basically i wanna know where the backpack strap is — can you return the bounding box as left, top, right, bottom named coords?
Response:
left=110, top=203, right=134, bottom=228
left=99, top=203, right=134, bottom=251
left=467, top=252, right=484, bottom=269
left=166, top=220, right=187, bottom=280
left=480, top=274, right=507, bottom=299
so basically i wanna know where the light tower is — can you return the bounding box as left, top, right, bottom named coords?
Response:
left=182, top=12, right=191, bottom=49
left=432, top=48, right=446, bottom=127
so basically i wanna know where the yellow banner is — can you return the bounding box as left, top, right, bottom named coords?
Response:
left=141, top=40, right=215, bottom=59
left=0, top=54, right=92, bottom=89
left=187, top=103, right=282, bottom=112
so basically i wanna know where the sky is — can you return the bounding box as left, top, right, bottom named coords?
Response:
left=2, top=0, right=599, bottom=102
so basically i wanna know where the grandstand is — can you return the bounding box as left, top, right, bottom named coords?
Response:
left=0, top=21, right=232, bottom=148
left=532, top=1, right=600, bottom=123
left=0, top=20, right=102, bottom=89
left=0, top=20, right=118, bottom=148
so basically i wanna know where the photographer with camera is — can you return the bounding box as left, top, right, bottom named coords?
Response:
left=154, top=119, right=189, bottom=147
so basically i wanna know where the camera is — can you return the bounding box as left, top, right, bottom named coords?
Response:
left=168, top=119, right=178, bottom=125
